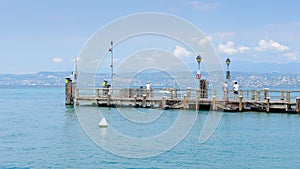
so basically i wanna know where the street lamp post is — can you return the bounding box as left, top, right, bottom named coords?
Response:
left=196, top=55, right=202, bottom=89
left=226, top=58, right=231, bottom=80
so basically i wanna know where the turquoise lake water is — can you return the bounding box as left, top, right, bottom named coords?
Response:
left=1, top=85, right=300, bottom=168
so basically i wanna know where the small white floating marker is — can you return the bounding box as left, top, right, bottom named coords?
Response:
left=99, top=117, right=108, bottom=128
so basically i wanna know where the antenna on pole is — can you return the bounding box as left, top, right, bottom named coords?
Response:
left=109, top=41, right=114, bottom=93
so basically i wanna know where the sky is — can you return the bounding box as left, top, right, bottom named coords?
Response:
left=0, top=0, right=300, bottom=74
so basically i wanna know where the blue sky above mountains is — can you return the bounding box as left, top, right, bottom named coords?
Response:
left=0, top=0, right=299, bottom=73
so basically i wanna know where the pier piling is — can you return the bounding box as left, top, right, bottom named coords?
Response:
left=162, top=96, right=166, bottom=110
left=256, top=90, right=260, bottom=102
left=296, top=97, right=300, bottom=113
left=65, top=78, right=74, bottom=105
left=286, top=91, right=290, bottom=103
left=212, top=95, right=216, bottom=111
left=266, top=97, right=270, bottom=113
left=107, top=93, right=111, bottom=106
left=183, top=95, right=187, bottom=110
left=142, top=94, right=147, bottom=108
left=239, top=96, right=243, bottom=111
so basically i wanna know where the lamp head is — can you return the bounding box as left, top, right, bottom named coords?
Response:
left=226, top=58, right=231, bottom=66
left=196, top=55, right=202, bottom=63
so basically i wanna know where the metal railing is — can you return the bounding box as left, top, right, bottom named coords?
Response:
left=76, top=87, right=300, bottom=103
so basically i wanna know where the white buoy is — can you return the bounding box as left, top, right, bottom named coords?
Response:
left=99, top=117, right=108, bottom=128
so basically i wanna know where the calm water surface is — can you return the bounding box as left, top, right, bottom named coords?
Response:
left=1, top=86, right=300, bottom=168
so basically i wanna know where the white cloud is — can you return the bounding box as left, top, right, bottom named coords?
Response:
left=255, top=39, right=289, bottom=52
left=173, top=45, right=191, bottom=57
left=52, top=57, right=63, bottom=63
left=184, top=1, right=220, bottom=11
left=198, top=36, right=213, bottom=46
left=283, top=52, right=298, bottom=61
left=218, top=41, right=250, bottom=55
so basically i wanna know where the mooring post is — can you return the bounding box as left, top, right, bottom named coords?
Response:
left=142, top=94, right=147, bottom=108
left=134, top=95, right=137, bottom=106
left=251, top=90, right=255, bottom=100
left=120, top=88, right=124, bottom=97
left=129, top=89, right=133, bottom=98
left=286, top=91, right=290, bottom=103
left=151, top=89, right=154, bottom=98
left=296, top=97, right=300, bottom=114
left=212, top=95, right=216, bottom=111
left=95, top=88, right=99, bottom=98
left=74, top=88, right=79, bottom=105
left=174, top=88, right=177, bottom=98
left=256, top=90, right=260, bottom=102
left=187, top=87, right=191, bottom=98
left=107, top=93, right=111, bottom=106
left=162, top=96, right=166, bottom=110
left=264, top=88, right=269, bottom=100
left=239, top=96, right=243, bottom=112
left=280, top=91, right=285, bottom=101
left=65, top=78, right=73, bottom=105
left=213, top=89, right=217, bottom=99
left=195, top=96, right=199, bottom=111
left=266, top=97, right=270, bottom=113
left=196, top=89, right=200, bottom=99
left=183, top=95, right=187, bottom=110
left=169, top=89, right=173, bottom=99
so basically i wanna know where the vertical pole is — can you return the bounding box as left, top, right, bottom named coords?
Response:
left=96, top=88, right=99, bottom=98
left=264, top=88, right=269, bottom=100
left=187, top=87, right=191, bottom=98
left=129, top=89, right=132, bottom=98
left=280, top=91, right=285, bottom=101
left=107, top=93, right=111, bottom=106
left=212, top=95, right=216, bottom=111
left=119, top=89, right=123, bottom=97
left=169, top=89, right=173, bottom=99
left=65, top=78, right=73, bottom=105
left=162, top=96, right=166, bottom=110
left=195, top=96, right=199, bottom=111
left=151, top=88, right=154, bottom=98
left=296, top=97, right=300, bottom=114
left=174, top=88, right=177, bottom=99
left=239, top=96, right=243, bottom=112
left=183, top=95, right=187, bottom=110
left=266, top=97, right=270, bottom=113
left=225, top=90, right=229, bottom=101
left=142, top=94, right=147, bottom=108
left=256, top=90, right=260, bottom=102
left=109, top=41, right=114, bottom=94
left=198, top=62, right=201, bottom=90
left=251, top=90, right=255, bottom=100
left=286, top=91, right=290, bottom=103
left=196, top=89, right=200, bottom=99
left=213, top=89, right=217, bottom=99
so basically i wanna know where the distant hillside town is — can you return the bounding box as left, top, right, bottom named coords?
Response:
left=0, top=71, right=300, bottom=89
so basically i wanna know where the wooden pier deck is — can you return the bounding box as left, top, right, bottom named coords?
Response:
left=72, top=87, right=300, bottom=113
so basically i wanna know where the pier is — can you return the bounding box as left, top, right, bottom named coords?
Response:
left=66, top=80, right=300, bottom=113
